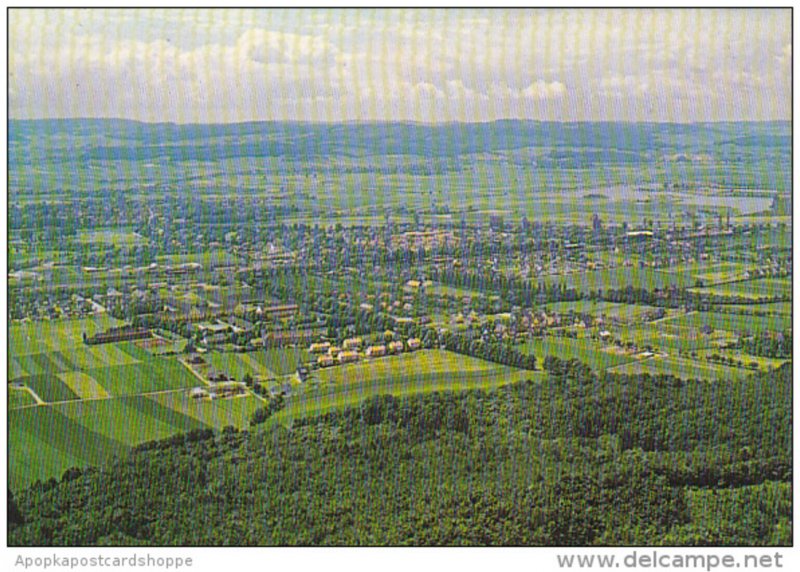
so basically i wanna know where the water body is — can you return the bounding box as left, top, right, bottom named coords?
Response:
left=553, top=185, right=773, bottom=215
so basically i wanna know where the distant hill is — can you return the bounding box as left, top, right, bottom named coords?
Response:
left=9, top=118, right=791, bottom=165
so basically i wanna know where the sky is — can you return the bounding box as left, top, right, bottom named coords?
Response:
left=8, top=8, right=792, bottom=123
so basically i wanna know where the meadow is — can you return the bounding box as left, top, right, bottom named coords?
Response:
left=517, top=336, right=640, bottom=371
left=607, top=355, right=749, bottom=381
left=8, top=390, right=263, bottom=491
left=271, top=350, right=539, bottom=424
left=691, top=278, right=791, bottom=299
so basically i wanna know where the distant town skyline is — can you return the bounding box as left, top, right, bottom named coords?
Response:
left=9, top=8, right=791, bottom=123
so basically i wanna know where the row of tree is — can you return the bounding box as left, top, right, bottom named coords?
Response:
left=9, top=360, right=790, bottom=546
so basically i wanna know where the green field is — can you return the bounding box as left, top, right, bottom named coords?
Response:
left=721, top=301, right=791, bottom=315
left=543, top=300, right=668, bottom=322
left=695, top=350, right=790, bottom=371
left=691, top=278, right=791, bottom=299
left=249, top=347, right=312, bottom=375
left=607, top=355, right=748, bottom=381
left=9, top=316, right=124, bottom=357
left=272, top=350, right=540, bottom=423
left=205, top=351, right=277, bottom=381
left=76, top=230, right=147, bottom=246
left=57, top=371, right=110, bottom=399
left=9, top=388, right=38, bottom=408
left=517, top=336, right=640, bottom=371
left=87, top=357, right=198, bottom=396
left=8, top=392, right=262, bottom=491
left=666, top=311, right=790, bottom=335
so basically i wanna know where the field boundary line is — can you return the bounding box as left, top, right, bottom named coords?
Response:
left=178, top=358, right=212, bottom=386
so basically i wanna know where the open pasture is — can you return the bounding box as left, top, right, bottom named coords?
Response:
left=538, top=264, right=698, bottom=293
left=517, top=336, right=639, bottom=371
left=607, top=355, right=748, bottom=381
left=666, top=311, right=790, bottom=335
left=87, top=357, right=198, bottom=396
left=691, top=278, right=791, bottom=300
left=615, top=318, right=739, bottom=354
left=273, top=350, right=539, bottom=423
left=205, top=351, right=277, bottom=381
left=19, top=374, right=80, bottom=403
left=9, top=315, right=124, bottom=357
left=691, top=262, right=752, bottom=284
left=75, top=230, right=147, bottom=247
left=149, top=391, right=262, bottom=430
left=543, top=300, right=668, bottom=322
left=7, top=390, right=258, bottom=491
left=249, top=347, right=312, bottom=375
left=9, top=388, right=38, bottom=408
left=57, top=371, right=110, bottom=399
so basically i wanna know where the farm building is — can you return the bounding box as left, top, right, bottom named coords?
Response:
left=85, top=327, right=152, bottom=345
left=407, top=338, right=422, bottom=350
left=317, top=354, right=335, bottom=367
left=261, top=304, right=299, bottom=318
left=366, top=345, right=387, bottom=358
left=337, top=351, right=359, bottom=364
left=207, top=370, right=232, bottom=383
left=388, top=341, right=404, bottom=353
left=208, top=384, right=245, bottom=400
left=190, top=387, right=208, bottom=399
left=309, top=342, right=332, bottom=354
left=343, top=337, right=363, bottom=350
left=195, top=322, right=230, bottom=335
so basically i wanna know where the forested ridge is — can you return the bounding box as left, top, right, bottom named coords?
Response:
left=8, top=361, right=791, bottom=546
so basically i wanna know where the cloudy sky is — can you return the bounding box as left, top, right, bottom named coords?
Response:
left=9, top=8, right=791, bottom=123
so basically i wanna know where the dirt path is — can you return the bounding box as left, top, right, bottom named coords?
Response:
left=649, top=310, right=695, bottom=324
left=178, top=358, right=212, bottom=386
left=10, top=387, right=189, bottom=410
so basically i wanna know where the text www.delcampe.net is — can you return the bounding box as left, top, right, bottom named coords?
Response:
left=557, top=551, right=785, bottom=570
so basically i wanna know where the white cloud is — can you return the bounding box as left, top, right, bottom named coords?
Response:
left=8, top=8, right=791, bottom=122
left=521, top=80, right=567, bottom=100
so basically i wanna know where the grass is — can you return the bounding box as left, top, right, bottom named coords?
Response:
left=57, top=399, right=182, bottom=446
left=719, top=302, right=791, bottom=315
left=249, top=347, right=312, bottom=375
left=9, top=406, right=128, bottom=487
left=205, top=351, right=276, bottom=381
left=271, top=350, right=540, bottom=424
left=691, top=278, right=791, bottom=299
left=517, top=336, right=639, bottom=371
left=427, top=283, right=483, bottom=299
left=543, top=300, right=667, bottom=322
left=537, top=264, right=699, bottom=292
left=149, top=392, right=262, bottom=430
left=57, top=371, right=110, bottom=399
left=9, top=315, right=123, bottom=356
left=607, top=355, right=748, bottom=381
left=87, top=359, right=198, bottom=396
left=695, top=350, right=789, bottom=371
left=7, top=390, right=254, bottom=491
left=667, top=311, right=790, bottom=335
left=21, top=374, right=80, bottom=403
left=76, top=230, right=147, bottom=247
left=9, top=388, right=38, bottom=408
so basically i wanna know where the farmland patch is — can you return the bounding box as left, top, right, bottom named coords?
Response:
left=21, top=374, right=80, bottom=403
left=57, top=371, right=110, bottom=399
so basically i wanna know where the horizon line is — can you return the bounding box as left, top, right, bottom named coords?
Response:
left=9, top=116, right=791, bottom=127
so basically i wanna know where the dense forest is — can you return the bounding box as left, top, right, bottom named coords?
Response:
left=8, top=360, right=791, bottom=546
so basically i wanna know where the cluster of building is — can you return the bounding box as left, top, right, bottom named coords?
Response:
left=309, top=336, right=422, bottom=367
